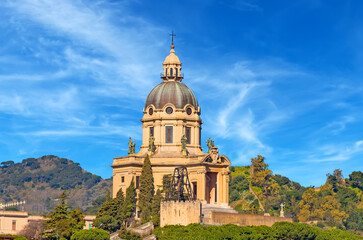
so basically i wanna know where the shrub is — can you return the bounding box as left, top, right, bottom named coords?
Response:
left=317, top=222, right=325, bottom=228
left=154, top=222, right=363, bottom=240
left=71, top=228, right=109, bottom=240
left=93, top=215, right=119, bottom=233
left=118, top=228, right=142, bottom=240
left=0, top=234, right=27, bottom=240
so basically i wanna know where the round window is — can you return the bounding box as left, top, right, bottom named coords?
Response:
left=148, top=108, right=153, bottom=115
left=186, top=107, right=192, bottom=115
left=166, top=107, right=173, bottom=114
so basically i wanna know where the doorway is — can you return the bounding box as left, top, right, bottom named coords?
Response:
left=206, top=172, right=218, bottom=204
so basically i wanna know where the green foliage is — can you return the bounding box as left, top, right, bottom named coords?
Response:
left=93, top=215, right=119, bottom=233
left=250, top=155, right=272, bottom=188
left=316, top=222, right=325, bottom=228
left=229, top=175, right=249, bottom=202
left=273, top=174, right=291, bottom=186
left=0, top=155, right=111, bottom=215
left=114, top=188, right=125, bottom=223
left=42, top=191, right=85, bottom=240
left=229, top=164, right=304, bottom=216
left=273, top=222, right=318, bottom=239
left=0, top=234, right=27, bottom=240
left=123, top=178, right=137, bottom=226
left=94, top=187, right=126, bottom=231
left=0, top=160, right=15, bottom=168
left=349, top=171, right=363, bottom=190
left=71, top=228, right=110, bottom=240
left=139, top=155, right=154, bottom=223
left=151, top=189, right=162, bottom=226
left=85, top=196, right=107, bottom=215
left=344, top=209, right=363, bottom=231
left=335, top=187, right=358, bottom=210
left=118, top=228, right=142, bottom=240
left=5, top=206, right=19, bottom=211
left=154, top=222, right=363, bottom=240
left=0, top=156, right=101, bottom=191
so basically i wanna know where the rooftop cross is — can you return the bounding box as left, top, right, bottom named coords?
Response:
left=169, top=31, right=176, bottom=46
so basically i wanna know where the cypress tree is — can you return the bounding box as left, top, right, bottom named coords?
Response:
left=151, top=189, right=162, bottom=226
left=115, top=188, right=125, bottom=223
left=123, top=177, right=136, bottom=227
left=139, top=155, right=154, bottom=223
left=106, top=189, right=111, bottom=202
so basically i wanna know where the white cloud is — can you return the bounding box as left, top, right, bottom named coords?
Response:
left=0, top=0, right=168, bottom=141
left=303, top=140, right=363, bottom=163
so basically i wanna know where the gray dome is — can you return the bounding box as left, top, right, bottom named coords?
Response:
left=145, top=81, right=199, bottom=109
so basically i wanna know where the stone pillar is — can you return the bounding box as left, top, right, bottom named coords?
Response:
left=198, top=170, right=207, bottom=203
left=155, top=120, right=161, bottom=146
left=191, top=126, right=196, bottom=145
left=221, top=170, right=229, bottom=206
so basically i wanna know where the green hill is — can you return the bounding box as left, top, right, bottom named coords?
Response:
left=229, top=158, right=363, bottom=234
left=0, top=155, right=112, bottom=215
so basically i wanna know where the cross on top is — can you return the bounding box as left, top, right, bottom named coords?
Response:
left=169, top=31, right=176, bottom=46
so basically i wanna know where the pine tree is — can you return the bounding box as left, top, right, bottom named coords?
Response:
left=42, top=191, right=85, bottom=239
left=69, top=207, right=85, bottom=230
left=151, top=189, right=163, bottom=226
left=123, top=177, right=136, bottom=227
left=139, top=155, right=155, bottom=223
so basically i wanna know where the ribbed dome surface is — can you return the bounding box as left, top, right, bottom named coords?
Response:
left=145, top=81, right=198, bottom=109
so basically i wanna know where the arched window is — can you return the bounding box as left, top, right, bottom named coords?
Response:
left=176, top=68, right=178, bottom=77
left=170, top=68, right=173, bottom=76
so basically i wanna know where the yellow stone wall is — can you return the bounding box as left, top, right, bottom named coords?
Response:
left=160, top=201, right=201, bottom=227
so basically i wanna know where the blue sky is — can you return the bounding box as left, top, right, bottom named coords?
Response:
left=1, top=0, right=362, bottom=187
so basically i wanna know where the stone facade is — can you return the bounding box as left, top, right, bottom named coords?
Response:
left=160, top=201, right=201, bottom=227
left=112, top=44, right=231, bottom=207
left=0, top=211, right=95, bottom=235
left=0, top=211, right=29, bottom=235
left=204, top=211, right=293, bottom=227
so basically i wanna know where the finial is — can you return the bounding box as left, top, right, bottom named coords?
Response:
left=169, top=31, right=176, bottom=49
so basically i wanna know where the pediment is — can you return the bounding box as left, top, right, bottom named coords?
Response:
left=202, top=154, right=231, bottom=165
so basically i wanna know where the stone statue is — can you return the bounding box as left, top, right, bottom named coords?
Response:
left=131, top=140, right=136, bottom=154
left=181, top=135, right=187, bottom=154
left=280, top=202, right=285, bottom=217
left=128, top=137, right=134, bottom=155
left=206, top=137, right=215, bottom=153
left=149, top=136, right=155, bottom=152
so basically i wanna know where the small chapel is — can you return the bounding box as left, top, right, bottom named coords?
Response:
left=111, top=39, right=231, bottom=207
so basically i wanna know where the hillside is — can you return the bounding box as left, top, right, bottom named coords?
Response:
left=0, top=155, right=112, bottom=215
left=229, top=165, right=305, bottom=217
left=229, top=159, right=363, bottom=234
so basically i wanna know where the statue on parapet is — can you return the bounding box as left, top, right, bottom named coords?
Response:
left=149, top=136, right=156, bottom=153
left=206, top=137, right=215, bottom=153
left=128, top=137, right=136, bottom=155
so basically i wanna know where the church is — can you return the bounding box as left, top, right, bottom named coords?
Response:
left=111, top=40, right=231, bottom=207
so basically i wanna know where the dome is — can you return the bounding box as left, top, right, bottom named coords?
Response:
left=145, top=81, right=199, bottom=109
left=163, top=47, right=181, bottom=65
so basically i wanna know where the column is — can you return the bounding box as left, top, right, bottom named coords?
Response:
left=198, top=170, right=207, bottom=203
left=220, top=170, right=229, bottom=206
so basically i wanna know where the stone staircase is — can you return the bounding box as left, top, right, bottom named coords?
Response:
left=201, top=203, right=238, bottom=224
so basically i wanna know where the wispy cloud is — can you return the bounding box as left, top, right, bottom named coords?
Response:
left=221, top=0, right=263, bottom=12
left=303, top=140, right=363, bottom=163
left=0, top=0, right=167, bottom=140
